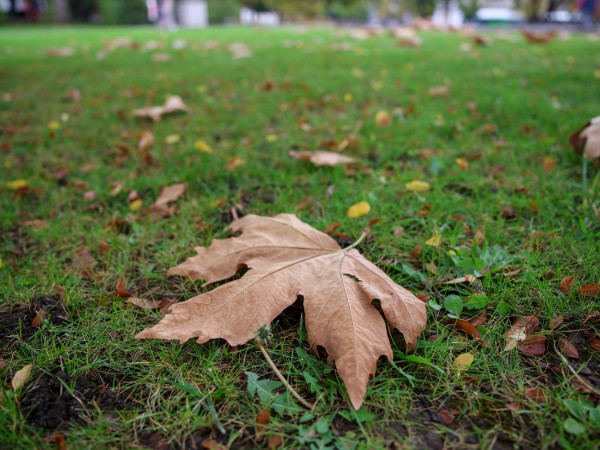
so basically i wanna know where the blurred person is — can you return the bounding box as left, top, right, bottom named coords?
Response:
left=147, top=0, right=177, bottom=30
left=24, top=0, right=45, bottom=21
left=580, top=0, right=598, bottom=30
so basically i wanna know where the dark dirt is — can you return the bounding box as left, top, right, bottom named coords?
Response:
left=0, top=294, right=69, bottom=347
left=20, top=369, right=126, bottom=430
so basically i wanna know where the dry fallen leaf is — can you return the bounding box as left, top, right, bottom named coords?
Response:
left=454, top=353, right=474, bottom=371
left=569, top=116, right=600, bottom=161
left=504, top=315, right=540, bottom=352
left=133, top=95, right=189, bottom=122
left=194, top=140, right=214, bottom=154
left=289, top=150, right=355, bottom=167
left=255, top=408, right=270, bottom=442
left=558, top=276, right=575, bottom=294
left=136, top=214, right=427, bottom=409
left=519, top=335, right=547, bottom=356
left=12, top=364, right=32, bottom=390
left=154, top=183, right=186, bottom=208
left=138, top=130, right=154, bottom=150
left=520, top=29, right=556, bottom=44
left=375, top=110, right=391, bottom=128
left=558, top=337, right=579, bottom=359
left=524, top=388, right=546, bottom=403
left=31, top=309, right=46, bottom=328
left=580, top=284, right=600, bottom=297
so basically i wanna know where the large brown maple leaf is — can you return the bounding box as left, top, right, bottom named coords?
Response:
left=136, top=214, right=427, bottom=409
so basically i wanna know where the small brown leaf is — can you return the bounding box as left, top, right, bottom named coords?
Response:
left=116, top=278, right=131, bottom=298
left=128, top=297, right=162, bottom=310
left=524, top=388, right=546, bottom=403
left=138, top=130, right=154, bottom=151
left=549, top=314, right=564, bottom=330
left=437, top=409, right=456, bottom=425
left=580, top=284, right=600, bottom=297
left=558, top=337, right=579, bottom=359
left=201, top=440, right=226, bottom=450
left=470, top=312, right=488, bottom=327
left=268, top=435, right=283, bottom=449
left=589, top=338, right=600, bottom=352
left=154, top=183, right=186, bottom=207
left=558, top=276, right=574, bottom=294
left=51, top=433, right=67, bottom=450
left=255, top=408, right=270, bottom=441
left=31, top=309, right=46, bottom=328
left=519, top=335, right=547, bottom=356
left=455, top=319, right=481, bottom=338
left=289, top=150, right=355, bottom=167
left=429, top=86, right=449, bottom=97
left=501, top=206, right=516, bottom=219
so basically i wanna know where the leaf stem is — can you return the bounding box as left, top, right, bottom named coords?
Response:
left=257, top=343, right=314, bottom=410
left=344, top=228, right=370, bottom=252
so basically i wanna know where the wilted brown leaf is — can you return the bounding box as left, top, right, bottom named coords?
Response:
left=590, top=338, right=600, bottom=352
left=580, top=284, right=599, bottom=297
left=549, top=314, right=564, bottom=330
left=116, top=278, right=132, bottom=298
left=558, top=276, right=574, bottom=294
left=154, top=183, right=186, bottom=208
left=136, top=214, right=427, bottom=409
left=128, top=297, right=163, bottom=310
left=520, top=29, right=556, bottom=44
left=289, top=150, right=355, bottom=167
left=519, top=335, right=547, bottom=356
left=437, top=409, right=456, bottom=425
left=558, top=337, right=579, bottom=359
left=133, top=96, right=189, bottom=122
left=268, top=435, right=283, bottom=449
left=138, top=130, right=154, bottom=151
left=455, top=319, right=481, bottom=338
left=201, top=440, right=226, bottom=450
left=31, top=309, right=46, bottom=328
left=524, top=388, right=546, bottom=403
left=504, top=316, right=540, bottom=351
left=255, top=408, right=270, bottom=441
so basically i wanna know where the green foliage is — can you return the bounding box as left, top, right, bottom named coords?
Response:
left=100, top=0, right=148, bottom=25
left=458, top=0, right=480, bottom=21
left=208, top=0, right=239, bottom=24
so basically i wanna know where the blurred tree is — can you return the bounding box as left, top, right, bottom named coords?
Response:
left=208, top=0, right=239, bottom=24
left=67, top=0, right=98, bottom=21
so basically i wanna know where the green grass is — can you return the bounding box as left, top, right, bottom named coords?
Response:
left=0, top=25, right=599, bottom=449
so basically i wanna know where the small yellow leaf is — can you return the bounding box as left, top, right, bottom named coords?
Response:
left=194, top=140, right=214, bottom=154
left=344, top=93, right=353, bottom=102
left=0, top=257, right=3, bottom=269
left=453, top=353, right=474, bottom=371
left=129, top=199, right=143, bottom=211
left=5, top=179, right=28, bottom=190
left=12, top=364, right=32, bottom=390
left=196, top=84, right=207, bottom=93
left=425, top=233, right=442, bottom=247
left=405, top=180, right=430, bottom=193
left=266, top=134, right=278, bottom=142
left=371, top=80, right=383, bottom=91
left=594, top=70, right=600, bottom=79
left=165, top=134, right=181, bottom=144
left=375, top=110, right=391, bottom=128
left=455, top=158, right=468, bottom=171
left=347, top=201, right=371, bottom=218
left=48, top=120, right=61, bottom=130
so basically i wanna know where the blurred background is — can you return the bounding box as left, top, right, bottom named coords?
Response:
left=0, top=0, right=596, bottom=29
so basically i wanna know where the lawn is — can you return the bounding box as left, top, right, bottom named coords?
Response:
left=0, top=25, right=599, bottom=449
